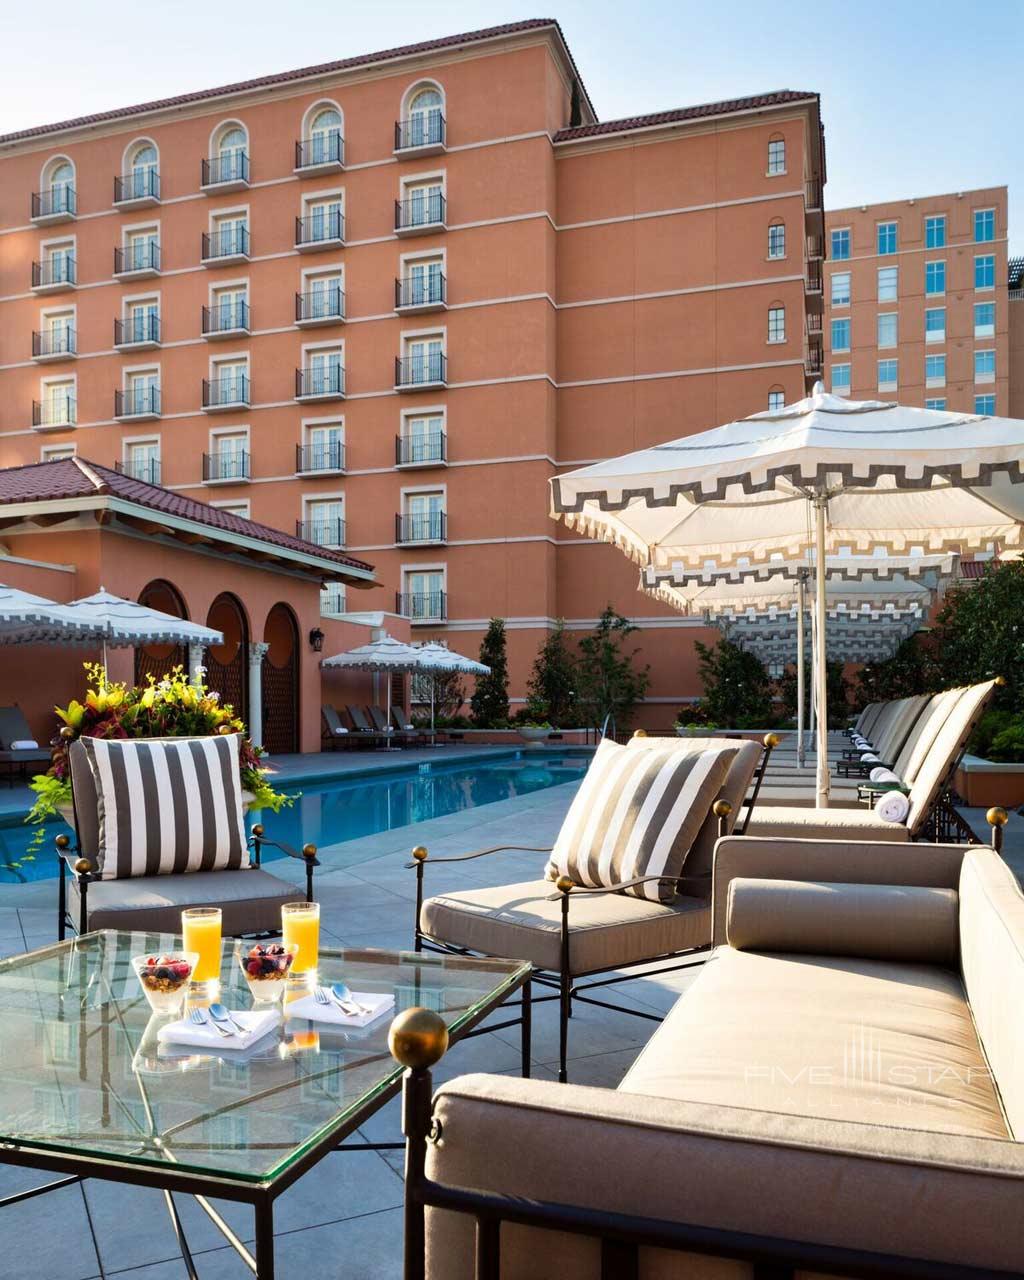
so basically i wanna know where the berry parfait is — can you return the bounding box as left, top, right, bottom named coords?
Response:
left=235, top=940, right=297, bottom=1002
left=132, top=953, right=197, bottom=1016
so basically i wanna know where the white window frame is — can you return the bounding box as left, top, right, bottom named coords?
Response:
left=924, top=354, right=946, bottom=388
left=767, top=221, right=786, bottom=260
left=209, top=498, right=252, bottom=517
left=830, top=271, right=851, bottom=307
left=877, top=359, right=898, bottom=392
left=924, top=307, right=946, bottom=344
left=924, top=398, right=946, bottom=411
left=974, top=302, right=995, bottom=339
left=974, top=350, right=996, bottom=384
left=877, top=266, right=898, bottom=302
left=974, top=253, right=996, bottom=293
left=766, top=307, right=786, bottom=345
left=766, top=137, right=786, bottom=176
left=830, top=318, right=851, bottom=354
left=38, top=372, right=77, bottom=424
left=40, top=442, right=76, bottom=461
left=829, top=227, right=851, bottom=260
left=924, top=259, right=946, bottom=298
left=924, top=214, right=946, bottom=249
left=303, top=491, right=346, bottom=547
left=973, top=207, right=996, bottom=243
left=877, top=312, right=898, bottom=350
left=830, top=364, right=851, bottom=396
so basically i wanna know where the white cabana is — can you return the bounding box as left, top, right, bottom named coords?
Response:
left=551, top=384, right=1024, bottom=805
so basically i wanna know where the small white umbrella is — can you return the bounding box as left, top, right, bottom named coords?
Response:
left=413, top=641, right=490, bottom=737
left=0, top=583, right=101, bottom=645
left=322, top=635, right=424, bottom=745
left=55, top=589, right=224, bottom=666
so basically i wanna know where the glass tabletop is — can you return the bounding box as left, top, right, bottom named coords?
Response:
left=0, top=931, right=527, bottom=1185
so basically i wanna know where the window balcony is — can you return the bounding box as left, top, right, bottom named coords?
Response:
left=114, top=242, right=161, bottom=279
left=395, top=193, right=446, bottom=236
left=115, top=387, right=161, bottom=421
left=295, top=365, right=345, bottom=401
left=202, top=227, right=250, bottom=265
left=805, top=335, right=823, bottom=379
left=295, top=211, right=345, bottom=251
left=805, top=261, right=823, bottom=293
left=32, top=329, right=76, bottom=362
left=807, top=234, right=824, bottom=260
left=806, top=309, right=823, bottom=337
left=396, top=511, right=447, bottom=545
left=320, top=584, right=347, bottom=617
left=805, top=177, right=824, bottom=234
left=203, top=449, right=251, bottom=484
left=31, top=186, right=76, bottom=225
left=32, top=258, right=76, bottom=293
left=202, top=301, right=251, bottom=339
left=395, top=273, right=447, bottom=314
left=297, top=517, right=346, bottom=548
left=115, top=457, right=161, bottom=485
left=295, top=133, right=345, bottom=172
left=32, top=398, right=76, bottom=430
left=394, top=114, right=446, bottom=156
left=295, top=288, right=345, bottom=327
left=395, top=352, right=447, bottom=391
left=113, top=170, right=161, bottom=208
left=396, top=590, right=447, bottom=623
left=202, top=374, right=250, bottom=412
left=296, top=442, right=345, bottom=475
left=201, top=152, right=249, bottom=192
left=114, top=315, right=161, bottom=350
left=396, top=431, right=447, bottom=468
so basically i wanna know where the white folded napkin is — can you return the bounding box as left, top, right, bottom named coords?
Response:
left=10, top=739, right=39, bottom=750
left=287, top=990, right=394, bottom=1029
left=157, top=1007, right=281, bottom=1050
left=869, top=767, right=902, bottom=785
left=875, top=790, right=910, bottom=823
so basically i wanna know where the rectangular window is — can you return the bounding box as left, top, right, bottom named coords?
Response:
left=878, top=267, right=898, bottom=301
left=321, top=584, right=347, bottom=617
left=404, top=569, right=445, bottom=621
left=768, top=223, right=786, bottom=259
left=830, top=318, right=851, bottom=352
left=830, top=228, right=850, bottom=260
left=305, top=497, right=345, bottom=547
left=830, top=363, right=851, bottom=391
left=924, top=398, right=946, bottom=411
left=877, top=313, right=898, bottom=348
left=974, top=349, right=995, bottom=382
left=767, top=138, right=786, bottom=174
left=925, top=260, right=945, bottom=296
left=974, top=209, right=995, bottom=243
left=974, top=302, right=995, bottom=338
left=767, top=389, right=785, bottom=411
left=925, top=308, right=946, bottom=343
left=767, top=307, right=785, bottom=343
left=975, top=254, right=995, bottom=289
left=975, top=394, right=996, bottom=414
left=924, top=215, right=946, bottom=249
left=830, top=271, right=850, bottom=306
left=925, top=354, right=946, bottom=386
left=877, top=222, right=898, bottom=255
left=877, top=358, right=898, bottom=390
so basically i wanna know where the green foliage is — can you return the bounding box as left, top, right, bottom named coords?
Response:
left=573, top=607, right=650, bottom=731
left=970, top=710, right=1024, bottom=762
left=694, top=639, right=774, bottom=728
left=930, top=561, right=1024, bottom=711
left=778, top=659, right=853, bottom=728
left=853, top=635, right=941, bottom=710
left=470, top=619, right=510, bottom=727
left=524, top=620, right=579, bottom=727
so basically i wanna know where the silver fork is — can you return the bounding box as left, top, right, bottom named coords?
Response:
left=190, top=1006, right=231, bottom=1038
left=316, top=985, right=359, bottom=1015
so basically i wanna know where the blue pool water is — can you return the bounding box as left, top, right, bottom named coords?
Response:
left=0, top=751, right=591, bottom=884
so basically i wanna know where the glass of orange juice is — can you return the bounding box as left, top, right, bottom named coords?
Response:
left=282, top=902, right=319, bottom=976
left=182, top=907, right=223, bottom=984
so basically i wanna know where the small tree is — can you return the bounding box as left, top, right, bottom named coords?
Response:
left=470, top=618, right=510, bottom=726
left=930, top=561, right=1024, bottom=712
left=778, top=658, right=853, bottom=728
left=574, top=606, right=650, bottom=732
left=432, top=669, right=466, bottom=720
left=694, top=639, right=773, bottom=728
left=524, top=620, right=578, bottom=726
left=853, top=634, right=940, bottom=710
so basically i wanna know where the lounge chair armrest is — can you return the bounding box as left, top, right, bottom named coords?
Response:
left=250, top=825, right=319, bottom=866
left=405, top=845, right=551, bottom=869
left=545, top=873, right=691, bottom=900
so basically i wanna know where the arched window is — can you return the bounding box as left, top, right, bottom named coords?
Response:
left=303, top=103, right=343, bottom=167
left=208, top=122, right=248, bottom=186
left=122, top=140, right=159, bottom=201
left=405, top=84, right=444, bottom=149
left=767, top=304, right=786, bottom=343
left=767, top=385, right=785, bottom=411
left=768, top=219, right=786, bottom=260
left=767, top=133, right=786, bottom=175
left=36, top=157, right=75, bottom=219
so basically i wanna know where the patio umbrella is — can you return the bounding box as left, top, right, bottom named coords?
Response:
left=413, top=641, right=490, bottom=737
left=0, top=583, right=102, bottom=645
left=57, top=589, right=224, bottom=666
left=321, top=635, right=424, bottom=746
left=551, top=383, right=1024, bottom=805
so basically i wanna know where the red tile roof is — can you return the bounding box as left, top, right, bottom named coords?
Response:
left=0, top=19, right=595, bottom=146
left=0, top=459, right=374, bottom=578
left=553, top=89, right=820, bottom=142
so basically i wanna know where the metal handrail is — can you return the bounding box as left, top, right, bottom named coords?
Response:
left=114, top=315, right=161, bottom=346
left=202, top=301, right=250, bottom=334
left=297, top=518, right=346, bottom=547
left=202, top=374, right=250, bottom=407
left=114, top=170, right=160, bottom=203
left=32, top=258, right=76, bottom=288
left=114, top=242, right=161, bottom=274
left=296, top=366, right=346, bottom=398
left=396, top=512, right=447, bottom=543
left=395, top=192, right=446, bottom=230
left=295, top=289, right=345, bottom=322
left=395, top=353, right=447, bottom=386
left=115, top=387, right=161, bottom=418
left=295, top=133, right=344, bottom=169
left=203, top=450, right=250, bottom=482
left=202, top=226, right=250, bottom=260
left=202, top=152, right=249, bottom=187
left=295, top=211, right=345, bottom=245
left=296, top=442, right=345, bottom=473
left=396, top=432, right=447, bottom=465
left=32, top=328, right=76, bottom=358
left=394, top=113, right=446, bottom=151
left=32, top=185, right=76, bottom=219
left=395, top=274, right=446, bottom=308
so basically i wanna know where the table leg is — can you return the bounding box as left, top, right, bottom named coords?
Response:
left=255, top=1197, right=275, bottom=1279
left=521, top=976, right=532, bottom=1079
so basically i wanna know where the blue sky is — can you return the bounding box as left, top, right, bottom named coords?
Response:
left=3, top=0, right=1019, bottom=250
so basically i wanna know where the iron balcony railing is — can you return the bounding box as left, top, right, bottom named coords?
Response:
left=202, top=226, right=250, bottom=261
left=115, top=457, right=161, bottom=484
left=395, top=273, right=446, bottom=308
left=806, top=261, right=823, bottom=292
left=115, top=386, right=161, bottom=418
left=296, top=365, right=345, bottom=398
left=32, top=397, right=76, bottom=428
left=295, top=211, right=345, bottom=246
left=202, top=151, right=249, bottom=187
left=807, top=309, right=823, bottom=336
left=805, top=177, right=823, bottom=211
left=32, top=185, right=76, bottom=219
left=396, top=590, right=447, bottom=622
left=394, top=112, right=446, bottom=151
left=114, top=170, right=160, bottom=203
left=320, top=585, right=347, bottom=617
left=32, top=257, right=76, bottom=288
left=32, top=328, right=76, bottom=358
left=396, top=512, right=447, bottom=543
left=395, top=352, right=447, bottom=387
left=202, top=301, right=251, bottom=335
left=203, top=450, right=250, bottom=482
left=806, top=336, right=824, bottom=376
left=396, top=432, right=446, bottom=466
left=203, top=374, right=250, bottom=408
left=295, top=132, right=345, bottom=169
left=114, top=242, right=161, bottom=274
left=114, top=314, right=161, bottom=346
left=297, top=518, right=346, bottom=547
left=395, top=192, right=446, bottom=231
left=296, top=442, right=345, bottom=473
left=807, top=234, right=824, bottom=260
left=295, top=288, right=345, bottom=323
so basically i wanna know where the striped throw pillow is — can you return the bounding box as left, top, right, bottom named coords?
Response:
left=546, top=738, right=736, bottom=902
left=79, top=734, right=248, bottom=879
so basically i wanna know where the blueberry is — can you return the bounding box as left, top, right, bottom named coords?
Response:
left=155, top=966, right=169, bottom=979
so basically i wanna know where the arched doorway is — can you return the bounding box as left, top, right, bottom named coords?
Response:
left=262, top=604, right=299, bottom=754
left=205, top=593, right=249, bottom=729
left=135, top=580, right=188, bottom=685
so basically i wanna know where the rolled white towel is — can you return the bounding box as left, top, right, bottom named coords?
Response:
left=869, top=767, right=902, bottom=785
left=860, top=752, right=880, bottom=764
left=9, top=739, right=39, bottom=750
left=875, top=790, right=910, bottom=824
left=852, top=737, right=868, bottom=748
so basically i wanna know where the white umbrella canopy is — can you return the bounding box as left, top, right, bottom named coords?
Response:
left=0, top=582, right=100, bottom=645
left=58, top=589, right=224, bottom=648
left=321, top=634, right=423, bottom=673
left=413, top=641, right=490, bottom=737
left=640, top=550, right=959, bottom=588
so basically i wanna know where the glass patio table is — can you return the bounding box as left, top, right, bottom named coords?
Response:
left=0, top=930, right=531, bottom=1278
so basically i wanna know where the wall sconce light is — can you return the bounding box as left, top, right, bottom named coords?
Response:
left=309, top=627, right=325, bottom=653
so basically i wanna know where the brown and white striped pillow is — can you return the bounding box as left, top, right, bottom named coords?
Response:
left=79, top=734, right=248, bottom=879
left=546, top=738, right=736, bottom=902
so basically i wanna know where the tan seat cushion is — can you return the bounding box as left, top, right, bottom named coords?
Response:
left=740, top=803, right=910, bottom=841
left=420, top=879, right=709, bottom=974
left=619, top=946, right=1007, bottom=1140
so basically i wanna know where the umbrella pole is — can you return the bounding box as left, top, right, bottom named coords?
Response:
left=813, top=497, right=830, bottom=808
left=796, top=573, right=806, bottom=769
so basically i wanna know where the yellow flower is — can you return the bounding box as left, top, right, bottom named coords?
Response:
left=55, top=699, right=86, bottom=728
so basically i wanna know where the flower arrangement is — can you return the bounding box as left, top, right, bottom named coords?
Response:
left=26, top=663, right=293, bottom=834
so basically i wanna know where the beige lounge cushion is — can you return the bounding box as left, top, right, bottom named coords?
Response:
left=741, top=803, right=910, bottom=841
left=726, top=877, right=960, bottom=966
left=420, top=879, right=708, bottom=974
left=619, top=945, right=1007, bottom=1141
left=547, top=738, right=736, bottom=901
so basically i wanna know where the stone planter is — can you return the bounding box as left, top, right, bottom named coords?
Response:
left=954, top=755, right=1024, bottom=808
left=518, top=726, right=551, bottom=748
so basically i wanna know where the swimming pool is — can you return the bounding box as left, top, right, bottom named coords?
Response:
left=0, top=750, right=591, bottom=884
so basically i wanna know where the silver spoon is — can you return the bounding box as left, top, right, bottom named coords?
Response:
left=191, top=1007, right=231, bottom=1038
left=331, top=982, right=370, bottom=1015
left=209, top=1002, right=245, bottom=1035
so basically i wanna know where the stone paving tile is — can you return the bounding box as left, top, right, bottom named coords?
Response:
left=0, top=1180, right=101, bottom=1280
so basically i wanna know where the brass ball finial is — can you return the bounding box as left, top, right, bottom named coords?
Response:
left=555, top=875, right=574, bottom=894
left=411, top=845, right=428, bottom=862
left=60, top=725, right=76, bottom=741
left=388, top=1007, right=449, bottom=1070
left=763, top=733, right=781, bottom=748
left=712, top=799, right=733, bottom=818
left=995, top=676, right=1007, bottom=687
left=987, top=806, right=1009, bottom=827
left=217, top=723, right=232, bottom=735
left=55, top=833, right=70, bottom=851
left=74, top=858, right=92, bottom=875
left=251, top=823, right=265, bottom=838
left=302, top=843, right=317, bottom=859
left=632, top=729, right=648, bottom=738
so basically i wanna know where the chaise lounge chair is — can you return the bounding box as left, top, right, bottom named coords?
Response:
left=321, top=704, right=352, bottom=751
left=345, top=705, right=390, bottom=748
left=0, top=706, right=52, bottom=785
